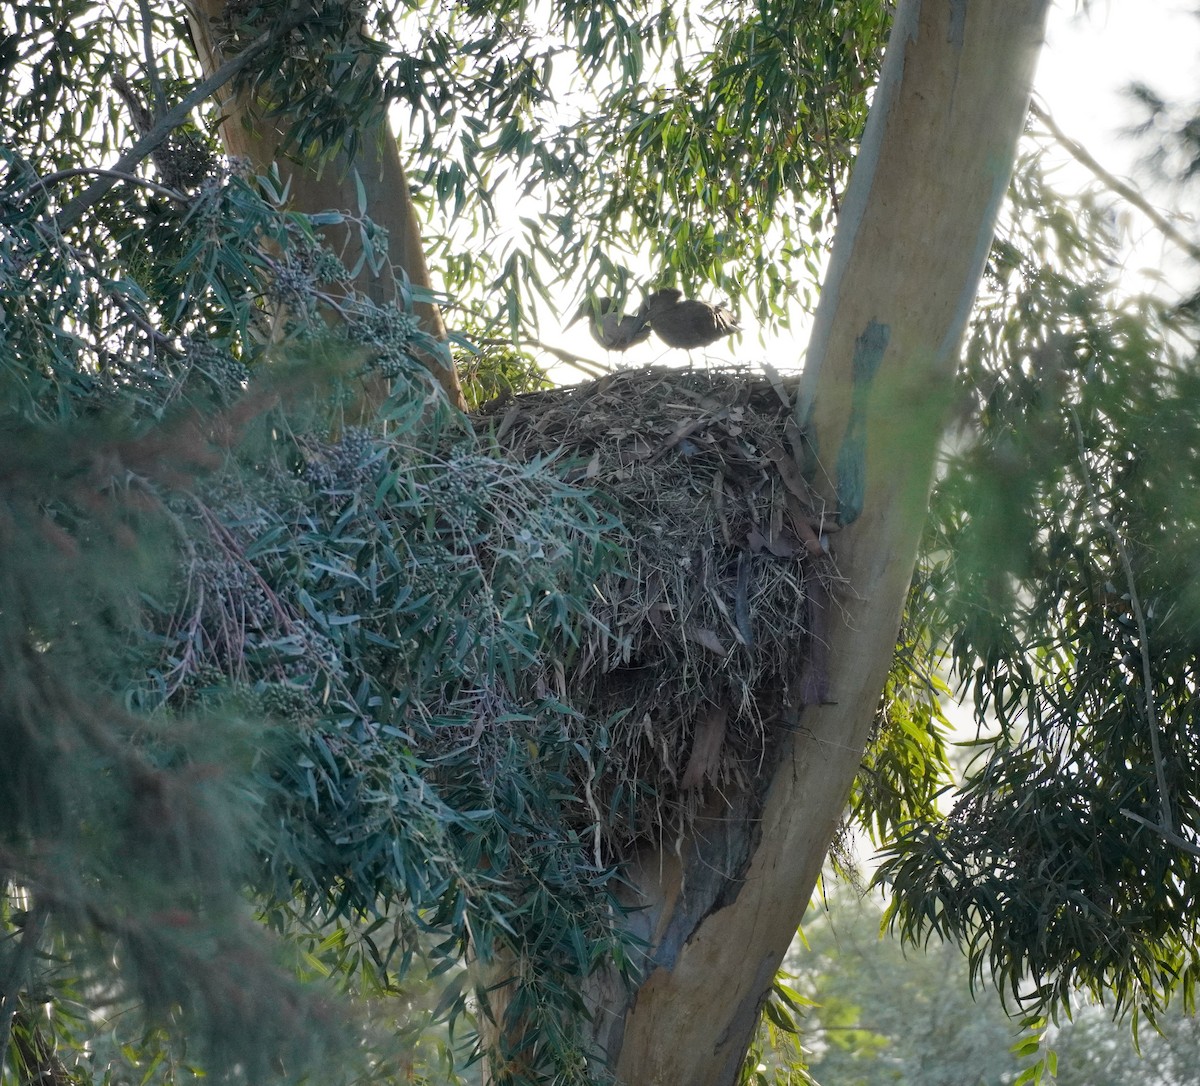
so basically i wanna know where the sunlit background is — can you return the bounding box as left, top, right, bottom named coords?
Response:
left=545, top=1, right=1200, bottom=379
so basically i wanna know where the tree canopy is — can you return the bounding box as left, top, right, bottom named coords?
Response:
left=2, top=2, right=1200, bottom=1085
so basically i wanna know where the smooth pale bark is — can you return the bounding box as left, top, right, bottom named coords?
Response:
left=183, top=1, right=466, bottom=410
left=602, top=4, right=1051, bottom=1084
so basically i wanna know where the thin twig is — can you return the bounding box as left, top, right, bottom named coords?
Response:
left=462, top=334, right=611, bottom=380
left=53, top=12, right=304, bottom=233
left=13, top=166, right=188, bottom=208
left=1030, top=100, right=1200, bottom=264
left=523, top=337, right=611, bottom=378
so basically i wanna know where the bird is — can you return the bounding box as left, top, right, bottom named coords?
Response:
left=569, top=297, right=652, bottom=353
left=639, top=288, right=741, bottom=352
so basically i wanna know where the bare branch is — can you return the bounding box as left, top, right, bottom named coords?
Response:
left=15, top=166, right=188, bottom=208
left=53, top=12, right=304, bottom=233
left=1030, top=100, right=1200, bottom=264
left=522, top=338, right=611, bottom=379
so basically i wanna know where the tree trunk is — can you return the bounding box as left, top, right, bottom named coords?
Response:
left=597, top=3, right=1050, bottom=1084
left=183, top=0, right=466, bottom=410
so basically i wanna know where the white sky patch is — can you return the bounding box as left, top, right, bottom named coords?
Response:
left=1037, top=0, right=1198, bottom=162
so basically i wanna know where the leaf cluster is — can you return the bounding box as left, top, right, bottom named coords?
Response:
left=849, top=627, right=954, bottom=850
left=153, top=366, right=634, bottom=1084
left=0, top=409, right=350, bottom=1084
left=208, top=0, right=890, bottom=336
left=1, top=60, right=633, bottom=1081
left=877, top=152, right=1200, bottom=1028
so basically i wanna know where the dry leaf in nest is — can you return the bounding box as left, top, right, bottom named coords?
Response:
left=473, top=364, right=842, bottom=842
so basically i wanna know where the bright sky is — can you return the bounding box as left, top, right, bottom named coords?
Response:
left=1035, top=0, right=1200, bottom=287
left=1038, top=0, right=1198, bottom=161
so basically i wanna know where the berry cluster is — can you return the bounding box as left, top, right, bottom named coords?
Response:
left=300, top=426, right=379, bottom=494
left=182, top=336, right=249, bottom=400
left=258, top=680, right=318, bottom=722
left=428, top=455, right=496, bottom=536
left=349, top=297, right=420, bottom=378
left=282, top=620, right=345, bottom=681
left=268, top=258, right=320, bottom=314
left=153, top=133, right=215, bottom=192
left=194, top=555, right=273, bottom=630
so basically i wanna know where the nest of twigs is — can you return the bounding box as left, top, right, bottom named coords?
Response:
left=475, top=364, right=842, bottom=842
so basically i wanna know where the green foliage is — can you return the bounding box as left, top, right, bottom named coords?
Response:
left=778, top=879, right=1200, bottom=1086
left=211, top=0, right=890, bottom=333
left=0, top=0, right=891, bottom=357
left=877, top=149, right=1200, bottom=1026
left=160, top=368, right=633, bottom=1004
left=850, top=627, right=953, bottom=849
left=738, top=972, right=818, bottom=1086
left=0, top=22, right=632, bottom=1074
left=791, top=884, right=1029, bottom=1086
left=455, top=342, right=550, bottom=410
left=0, top=410, right=349, bottom=1084
left=12, top=1, right=1200, bottom=1083
left=0, top=293, right=623, bottom=1086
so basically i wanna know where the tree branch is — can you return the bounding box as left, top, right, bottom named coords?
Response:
left=1119, top=809, right=1200, bottom=859
left=52, top=12, right=303, bottom=233
left=15, top=167, right=188, bottom=208
left=523, top=338, right=611, bottom=379
left=1030, top=100, right=1200, bottom=264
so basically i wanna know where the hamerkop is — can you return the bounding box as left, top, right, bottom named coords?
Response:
left=570, top=297, right=651, bottom=352
left=640, top=288, right=740, bottom=351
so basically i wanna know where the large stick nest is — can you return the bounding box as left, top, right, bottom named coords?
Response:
left=475, top=365, right=842, bottom=842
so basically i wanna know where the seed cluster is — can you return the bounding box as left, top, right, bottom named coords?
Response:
left=350, top=298, right=421, bottom=378
left=283, top=620, right=345, bottom=681
left=194, top=555, right=274, bottom=630
left=427, top=454, right=495, bottom=534
left=300, top=426, right=378, bottom=493
left=258, top=680, right=319, bottom=722
left=183, top=336, right=249, bottom=400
